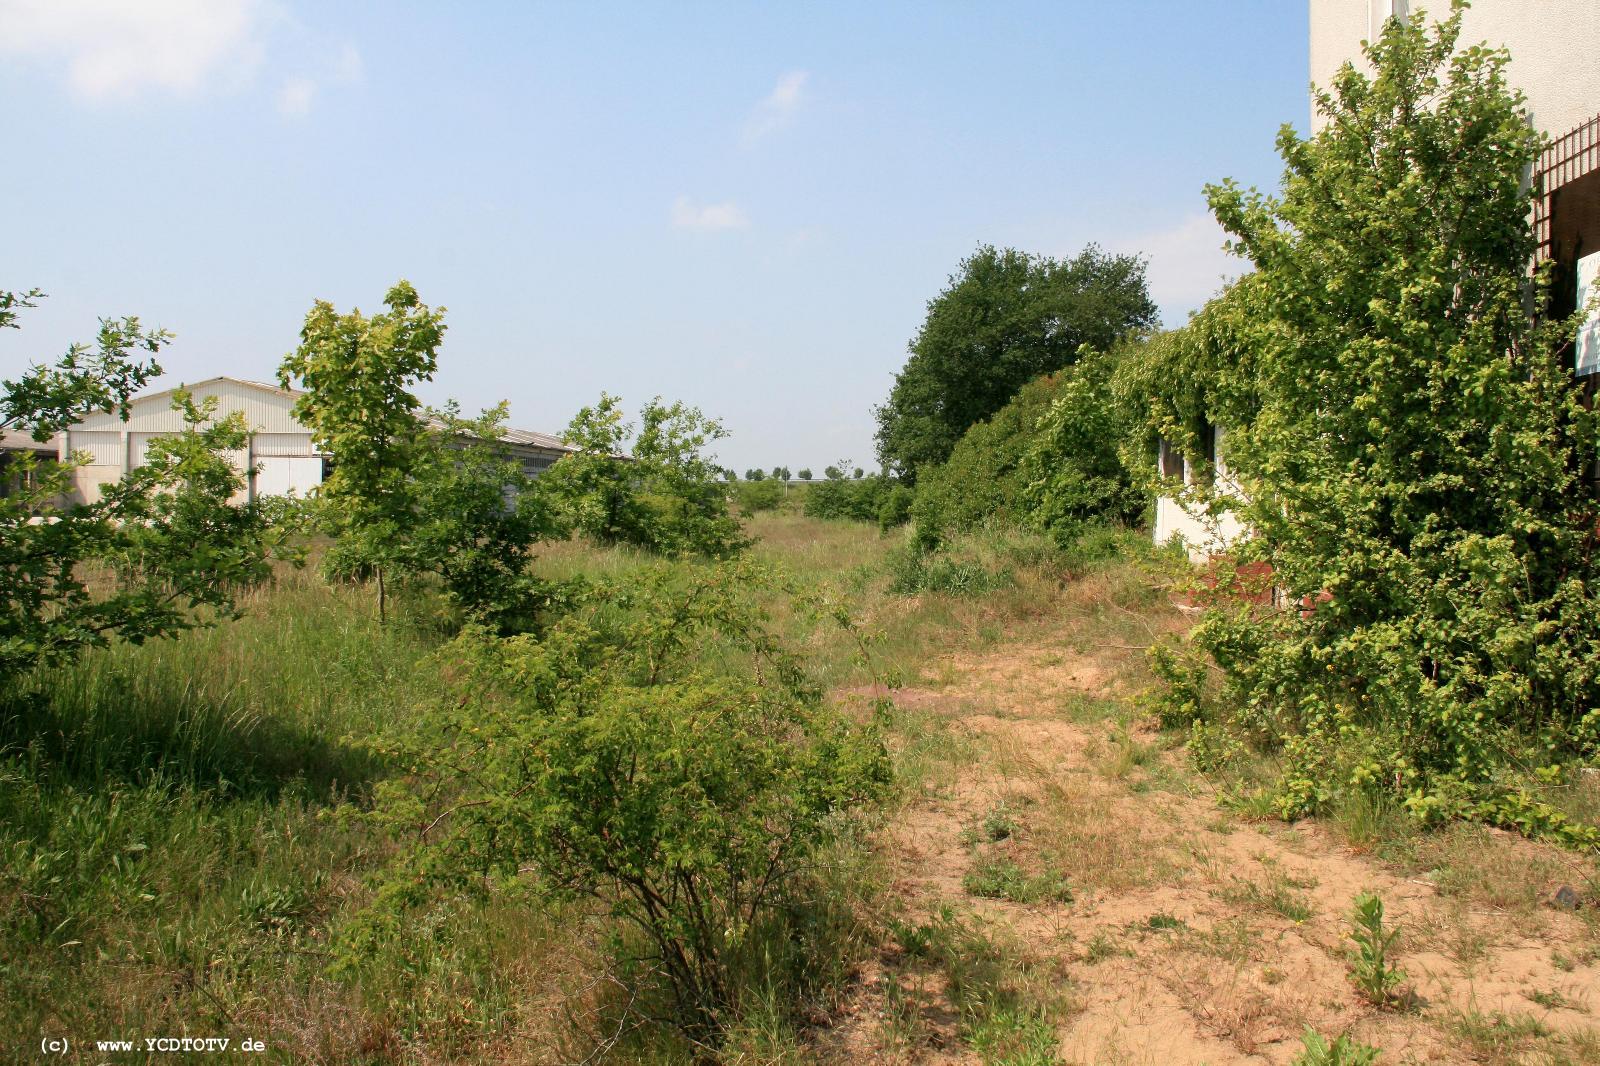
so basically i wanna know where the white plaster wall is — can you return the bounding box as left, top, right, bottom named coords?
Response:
left=1310, top=0, right=1600, bottom=138
left=1151, top=426, right=1250, bottom=562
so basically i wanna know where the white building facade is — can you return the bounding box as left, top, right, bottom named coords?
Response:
left=1154, top=0, right=1600, bottom=561
left=12, top=376, right=573, bottom=508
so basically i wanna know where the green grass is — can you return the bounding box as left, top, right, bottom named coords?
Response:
left=0, top=566, right=458, bottom=1056
left=3, top=516, right=1109, bottom=1060
left=963, top=854, right=1074, bottom=905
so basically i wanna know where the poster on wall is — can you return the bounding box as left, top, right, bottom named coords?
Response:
left=1579, top=250, right=1600, bottom=376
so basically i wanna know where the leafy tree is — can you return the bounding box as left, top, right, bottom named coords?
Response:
left=2, top=290, right=281, bottom=683
left=404, top=403, right=560, bottom=630
left=796, top=467, right=812, bottom=482
left=1148, top=7, right=1600, bottom=841
left=822, top=465, right=843, bottom=481
left=874, top=244, right=1157, bottom=479
left=772, top=465, right=791, bottom=482
left=722, top=468, right=738, bottom=482
left=851, top=467, right=864, bottom=480
left=348, top=561, right=891, bottom=1042
left=545, top=394, right=747, bottom=557
left=745, top=468, right=765, bottom=482
left=279, top=280, right=445, bottom=621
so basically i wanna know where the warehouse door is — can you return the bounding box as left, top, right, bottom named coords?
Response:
left=254, top=456, right=323, bottom=498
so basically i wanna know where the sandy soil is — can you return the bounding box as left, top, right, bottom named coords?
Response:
left=819, top=626, right=1600, bottom=1065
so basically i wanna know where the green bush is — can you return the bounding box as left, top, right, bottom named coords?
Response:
left=733, top=478, right=784, bottom=514
left=886, top=540, right=1012, bottom=597
left=1144, top=9, right=1600, bottom=839
left=1022, top=345, right=1146, bottom=544
left=346, top=560, right=892, bottom=1043
left=877, top=484, right=914, bottom=531
left=543, top=393, right=748, bottom=558
left=908, top=371, right=1065, bottom=542
left=803, top=470, right=897, bottom=524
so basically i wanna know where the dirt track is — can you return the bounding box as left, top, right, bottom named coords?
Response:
left=825, top=623, right=1600, bottom=1064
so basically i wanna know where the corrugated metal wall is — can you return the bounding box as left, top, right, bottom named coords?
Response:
left=72, top=379, right=309, bottom=435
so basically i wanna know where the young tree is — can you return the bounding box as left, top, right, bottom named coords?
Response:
left=405, top=403, right=560, bottom=631
left=278, top=280, right=445, bottom=621
left=1152, top=7, right=1600, bottom=839
left=796, top=467, right=813, bottom=482
left=874, top=244, right=1157, bottom=479
left=2, top=291, right=280, bottom=684
left=544, top=394, right=747, bottom=557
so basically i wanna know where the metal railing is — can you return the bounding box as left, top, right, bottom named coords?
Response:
left=1534, top=111, right=1600, bottom=263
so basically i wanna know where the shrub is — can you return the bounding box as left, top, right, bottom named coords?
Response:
left=908, top=371, right=1065, bottom=542
left=803, top=468, right=897, bottom=524
left=877, top=484, right=914, bottom=531
left=1144, top=8, right=1600, bottom=836
left=1022, top=345, right=1146, bottom=544
left=543, top=393, right=748, bottom=558
left=733, top=479, right=784, bottom=514
left=886, top=540, right=1011, bottom=597
left=346, top=561, right=892, bottom=1043
left=399, top=403, right=560, bottom=631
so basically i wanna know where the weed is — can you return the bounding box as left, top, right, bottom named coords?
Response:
left=1218, top=872, right=1314, bottom=923
left=1146, top=912, right=1186, bottom=932
left=964, top=854, right=1073, bottom=905
left=1443, top=1008, right=1554, bottom=1062
left=1346, top=892, right=1405, bottom=1008
left=1081, top=930, right=1123, bottom=964
left=1526, top=988, right=1577, bottom=1012
left=1290, top=1027, right=1381, bottom=1065
left=965, top=1002, right=1061, bottom=1065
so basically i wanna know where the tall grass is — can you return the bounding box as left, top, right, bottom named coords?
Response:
left=1, top=515, right=1159, bottom=1061
left=0, top=566, right=444, bottom=1057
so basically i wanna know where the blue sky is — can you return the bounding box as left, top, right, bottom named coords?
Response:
left=1, top=1, right=1308, bottom=471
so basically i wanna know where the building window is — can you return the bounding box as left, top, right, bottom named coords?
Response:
left=1158, top=438, right=1184, bottom=479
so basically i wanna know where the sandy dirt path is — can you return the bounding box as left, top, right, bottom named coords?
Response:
left=822, top=617, right=1600, bottom=1065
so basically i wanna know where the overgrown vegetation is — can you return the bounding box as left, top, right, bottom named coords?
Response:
left=874, top=243, right=1156, bottom=479
left=1, top=289, right=287, bottom=685
left=345, top=560, right=893, bottom=1045
left=543, top=392, right=747, bottom=559
left=1146, top=7, right=1600, bottom=843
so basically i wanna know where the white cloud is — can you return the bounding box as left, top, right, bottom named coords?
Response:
left=0, top=0, right=270, bottom=100
left=1111, top=211, right=1246, bottom=326
left=276, top=75, right=315, bottom=117
left=744, top=69, right=808, bottom=140
left=672, top=197, right=750, bottom=232
left=332, top=42, right=362, bottom=84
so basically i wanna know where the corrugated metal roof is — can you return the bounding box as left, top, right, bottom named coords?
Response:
left=77, top=377, right=575, bottom=453
left=2, top=430, right=57, bottom=452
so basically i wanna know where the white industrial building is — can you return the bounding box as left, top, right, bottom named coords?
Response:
left=7, top=376, right=573, bottom=507
left=1154, top=0, right=1600, bottom=561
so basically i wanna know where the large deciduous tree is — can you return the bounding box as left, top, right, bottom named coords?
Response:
left=874, top=244, right=1156, bottom=479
